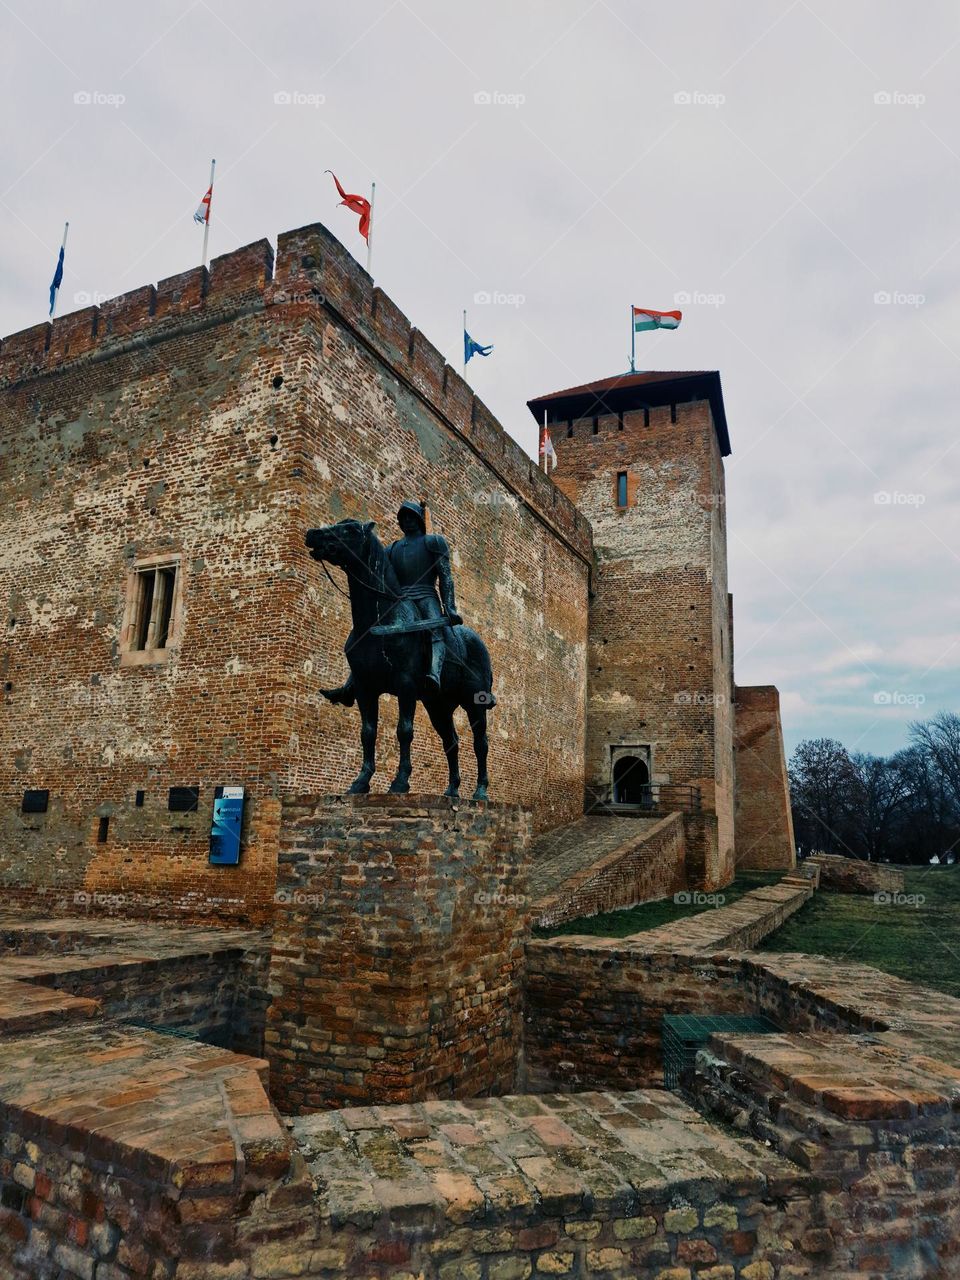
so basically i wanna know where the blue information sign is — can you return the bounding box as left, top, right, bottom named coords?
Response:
left=209, top=785, right=244, bottom=865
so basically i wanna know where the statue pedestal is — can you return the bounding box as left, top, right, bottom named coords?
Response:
left=265, top=794, right=530, bottom=1113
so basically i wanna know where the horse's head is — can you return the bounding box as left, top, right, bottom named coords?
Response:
left=305, top=518, right=376, bottom=572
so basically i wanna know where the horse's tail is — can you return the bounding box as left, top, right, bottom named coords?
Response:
left=460, top=628, right=496, bottom=709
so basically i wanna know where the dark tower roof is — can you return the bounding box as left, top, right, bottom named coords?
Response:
left=527, top=370, right=731, bottom=457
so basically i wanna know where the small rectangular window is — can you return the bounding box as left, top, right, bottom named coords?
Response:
left=122, top=556, right=182, bottom=666
left=617, top=472, right=629, bottom=508
left=169, top=786, right=200, bottom=813
left=592, top=416, right=599, bottom=435
left=22, top=789, right=49, bottom=814
left=97, top=816, right=110, bottom=843
left=135, top=790, right=145, bottom=808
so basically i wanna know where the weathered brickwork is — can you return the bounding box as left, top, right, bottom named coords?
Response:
left=734, top=685, right=797, bottom=870
left=0, top=222, right=590, bottom=925
left=533, top=811, right=687, bottom=927
left=265, top=794, right=530, bottom=1113
left=523, top=882, right=811, bottom=1093
left=540, top=387, right=736, bottom=890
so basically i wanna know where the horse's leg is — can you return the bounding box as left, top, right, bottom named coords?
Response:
left=467, top=702, right=490, bottom=801
left=347, top=690, right=378, bottom=794
left=425, top=698, right=461, bottom=798
left=388, top=686, right=417, bottom=794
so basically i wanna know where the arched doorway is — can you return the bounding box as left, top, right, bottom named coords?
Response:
left=612, top=755, right=650, bottom=805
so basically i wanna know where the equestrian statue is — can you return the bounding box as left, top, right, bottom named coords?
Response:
left=305, top=501, right=496, bottom=799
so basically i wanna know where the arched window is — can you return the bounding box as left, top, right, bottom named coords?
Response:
left=612, top=755, right=650, bottom=805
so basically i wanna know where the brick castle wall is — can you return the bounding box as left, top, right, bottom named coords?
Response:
left=266, top=794, right=530, bottom=1112
left=734, top=684, right=796, bottom=871
left=0, top=223, right=589, bottom=924
left=550, top=399, right=735, bottom=888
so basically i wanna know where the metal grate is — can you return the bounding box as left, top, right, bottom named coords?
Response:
left=662, top=1013, right=779, bottom=1091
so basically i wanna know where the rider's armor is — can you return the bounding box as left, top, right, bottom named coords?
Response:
left=389, top=500, right=459, bottom=688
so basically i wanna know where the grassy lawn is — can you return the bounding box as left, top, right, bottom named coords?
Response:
left=534, top=871, right=784, bottom=939
left=759, top=865, right=960, bottom=999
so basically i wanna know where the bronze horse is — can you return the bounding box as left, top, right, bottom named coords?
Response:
left=306, top=518, right=495, bottom=799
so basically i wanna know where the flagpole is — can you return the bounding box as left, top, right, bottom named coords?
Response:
left=629, top=304, right=635, bottom=373
left=366, top=182, right=375, bottom=276
left=463, top=309, right=467, bottom=378
left=202, top=158, right=215, bottom=270
left=50, top=221, right=69, bottom=320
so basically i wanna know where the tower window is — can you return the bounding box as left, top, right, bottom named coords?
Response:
left=616, top=471, right=629, bottom=508
left=22, top=789, right=49, bottom=814
left=567, top=419, right=573, bottom=438
left=592, top=416, right=599, bottom=434
left=617, top=411, right=624, bottom=431
left=121, top=556, right=183, bottom=667
left=169, top=786, right=200, bottom=813
left=97, top=816, right=110, bottom=843
left=644, top=407, right=650, bottom=428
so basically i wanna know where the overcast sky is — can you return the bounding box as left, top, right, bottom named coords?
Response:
left=1, top=1, right=957, bottom=761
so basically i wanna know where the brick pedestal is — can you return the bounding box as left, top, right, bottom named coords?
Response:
left=265, top=794, right=530, bottom=1113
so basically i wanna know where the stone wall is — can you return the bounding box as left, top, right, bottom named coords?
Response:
left=523, top=882, right=812, bottom=1092
left=807, top=852, right=905, bottom=895
left=0, top=221, right=590, bottom=925
left=549, top=397, right=736, bottom=887
left=734, top=684, right=796, bottom=871
left=534, top=812, right=687, bottom=927
left=265, top=795, right=530, bottom=1112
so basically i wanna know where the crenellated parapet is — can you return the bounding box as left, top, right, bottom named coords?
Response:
left=0, top=220, right=591, bottom=560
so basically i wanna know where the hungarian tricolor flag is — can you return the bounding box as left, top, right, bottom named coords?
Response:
left=633, top=306, right=682, bottom=332
left=326, top=171, right=371, bottom=241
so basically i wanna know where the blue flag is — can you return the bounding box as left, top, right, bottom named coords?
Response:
left=49, top=245, right=65, bottom=316
left=464, top=329, right=493, bottom=364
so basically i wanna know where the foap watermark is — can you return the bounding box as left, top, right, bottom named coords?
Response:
left=73, top=90, right=125, bottom=108
left=874, top=290, right=925, bottom=307
left=475, top=488, right=521, bottom=510
left=74, top=890, right=126, bottom=908
left=272, top=288, right=322, bottom=306
left=674, top=890, right=726, bottom=907
left=669, top=488, right=725, bottom=512
left=474, top=289, right=525, bottom=308
left=675, top=690, right=727, bottom=707
left=874, top=490, right=925, bottom=506
left=674, top=90, right=725, bottom=108
left=873, top=690, right=926, bottom=707
left=874, top=890, right=925, bottom=907
left=474, top=691, right=496, bottom=707
left=274, top=889, right=325, bottom=906
left=874, top=90, right=925, bottom=108
left=674, top=290, right=726, bottom=309
left=474, top=889, right=526, bottom=908
left=273, top=90, right=326, bottom=108
left=73, top=290, right=110, bottom=307
left=474, top=89, right=525, bottom=108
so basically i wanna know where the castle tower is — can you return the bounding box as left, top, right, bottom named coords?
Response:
left=528, top=372, right=736, bottom=888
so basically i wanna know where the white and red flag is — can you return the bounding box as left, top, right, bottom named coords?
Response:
left=193, top=185, right=212, bottom=225
left=539, top=422, right=556, bottom=471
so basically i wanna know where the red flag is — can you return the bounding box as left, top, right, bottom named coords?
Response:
left=326, top=171, right=371, bottom=241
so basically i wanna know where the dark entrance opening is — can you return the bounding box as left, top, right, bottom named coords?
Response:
left=612, top=755, right=650, bottom=805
